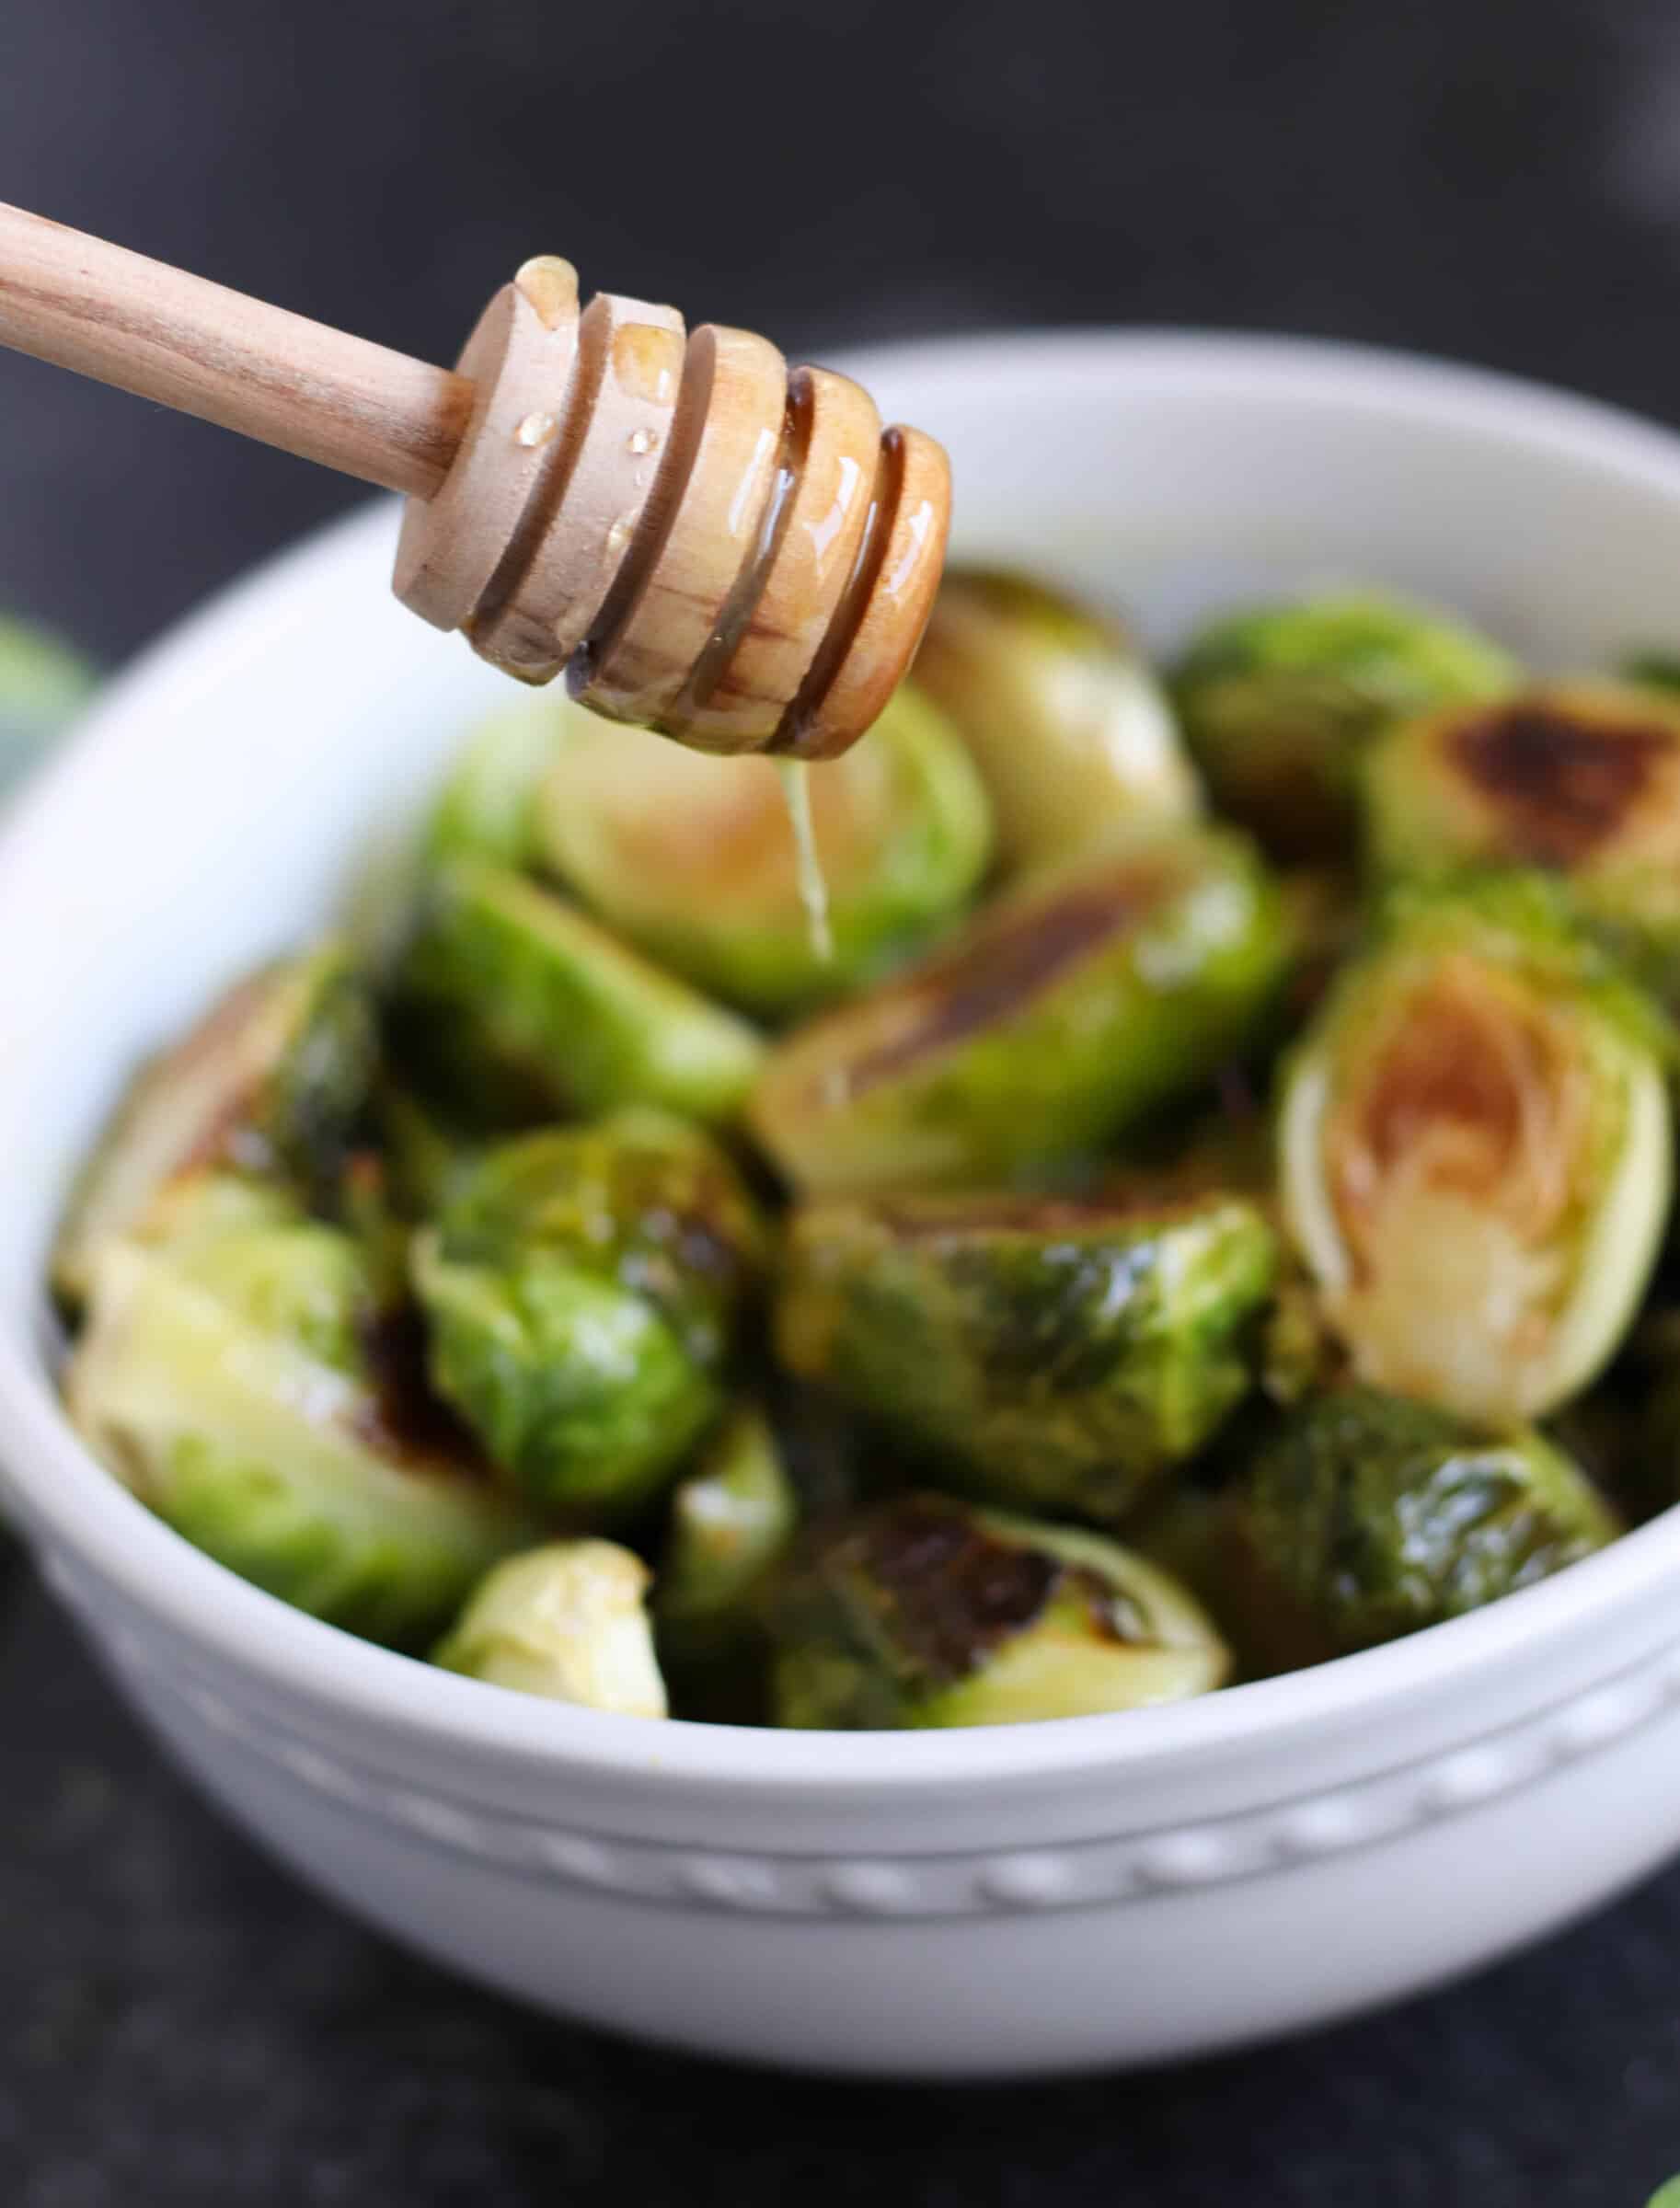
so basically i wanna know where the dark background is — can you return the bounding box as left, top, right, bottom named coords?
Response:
left=4, top=0, right=1680, bottom=2199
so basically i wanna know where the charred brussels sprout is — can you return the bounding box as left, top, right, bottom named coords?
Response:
left=751, top=829, right=1290, bottom=1194
left=64, top=1221, right=534, bottom=1646
left=411, top=1110, right=765, bottom=1514
left=1363, top=681, right=1680, bottom=993
left=52, top=943, right=376, bottom=1306
left=912, top=568, right=1200, bottom=870
left=766, top=1492, right=1228, bottom=1728
left=777, top=1190, right=1277, bottom=1521
left=533, top=687, right=993, bottom=1016
left=434, top=1540, right=668, bottom=1717
left=395, top=858, right=764, bottom=1127
left=1223, top=1387, right=1618, bottom=1666
left=1280, top=876, right=1673, bottom=1423
left=1172, top=591, right=1518, bottom=859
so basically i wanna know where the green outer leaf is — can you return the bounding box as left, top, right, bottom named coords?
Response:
left=413, top=1233, right=719, bottom=1515
left=1224, top=1387, right=1620, bottom=1668
left=1171, top=589, right=1518, bottom=859
left=397, top=858, right=765, bottom=1127
left=777, top=1190, right=1278, bottom=1521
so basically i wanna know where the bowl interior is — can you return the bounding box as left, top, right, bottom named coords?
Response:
left=6, top=329, right=1680, bottom=1778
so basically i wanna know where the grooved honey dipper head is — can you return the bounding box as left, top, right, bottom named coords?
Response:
left=393, top=257, right=950, bottom=760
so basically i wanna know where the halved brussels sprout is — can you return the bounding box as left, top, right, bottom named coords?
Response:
left=911, top=568, right=1200, bottom=870
left=777, top=1189, right=1277, bottom=1520
left=1171, top=590, right=1518, bottom=858
left=434, top=1540, right=668, bottom=1717
left=64, top=1227, right=534, bottom=1647
left=395, top=858, right=765, bottom=1128
left=750, top=828, right=1291, bottom=1194
left=0, top=612, right=97, bottom=789
left=1222, top=1387, right=1619, bottom=1666
left=1280, top=876, right=1673, bottom=1422
left=1363, top=681, right=1680, bottom=993
left=533, top=686, right=993, bottom=1016
left=52, top=943, right=377, bottom=1306
left=766, top=1491, right=1228, bottom=1728
left=411, top=1111, right=765, bottom=1514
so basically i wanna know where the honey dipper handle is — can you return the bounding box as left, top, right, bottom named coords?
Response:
left=0, top=201, right=474, bottom=500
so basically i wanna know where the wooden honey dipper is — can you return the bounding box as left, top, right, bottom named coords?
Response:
left=0, top=202, right=951, bottom=759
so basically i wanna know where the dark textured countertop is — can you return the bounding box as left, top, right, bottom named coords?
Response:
left=6, top=1, right=1680, bottom=2197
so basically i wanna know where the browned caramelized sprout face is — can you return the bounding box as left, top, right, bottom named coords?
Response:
left=1281, top=877, right=1673, bottom=1423
left=766, top=1491, right=1228, bottom=1728
left=1364, top=681, right=1680, bottom=996
left=751, top=828, right=1291, bottom=1194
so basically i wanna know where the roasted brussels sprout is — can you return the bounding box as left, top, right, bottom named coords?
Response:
left=1172, top=590, right=1518, bottom=858
left=766, top=1491, right=1228, bottom=1728
left=52, top=943, right=377, bottom=1306
left=912, top=568, right=1200, bottom=869
left=751, top=829, right=1290, bottom=1194
left=1363, top=681, right=1680, bottom=993
left=533, top=686, right=993, bottom=1016
left=1222, top=1387, right=1618, bottom=1667
left=1280, top=876, right=1673, bottom=1423
left=423, top=696, right=566, bottom=870
left=655, top=1401, right=798, bottom=1715
left=395, top=858, right=764, bottom=1128
left=0, top=612, right=96, bottom=788
left=64, top=1224, right=534, bottom=1646
left=777, top=1189, right=1276, bottom=1521
left=434, top=1540, right=668, bottom=1717
left=411, top=1110, right=765, bottom=1513
left=657, top=1403, right=798, bottom=1650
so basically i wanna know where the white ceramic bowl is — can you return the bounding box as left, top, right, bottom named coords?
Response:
left=6, top=332, right=1680, bottom=2079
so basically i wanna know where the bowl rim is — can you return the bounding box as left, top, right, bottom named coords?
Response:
left=7, top=323, right=1680, bottom=1795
